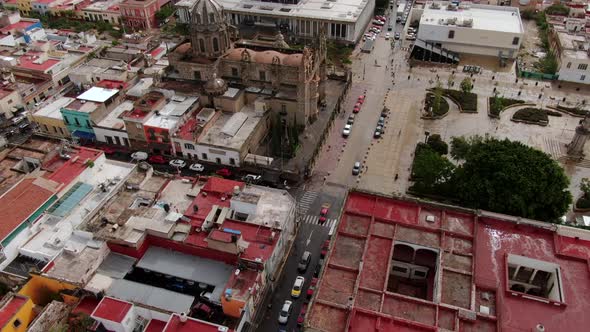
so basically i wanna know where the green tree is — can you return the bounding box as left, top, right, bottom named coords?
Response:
left=545, top=4, right=570, bottom=16
left=410, top=145, right=456, bottom=196
left=427, top=134, right=448, bottom=155
left=453, top=138, right=571, bottom=221
left=460, top=77, right=473, bottom=94
left=581, top=178, right=590, bottom=197
left=155, top=6, right=175, bottom=22
left=450, top=136, right=470, bottom=160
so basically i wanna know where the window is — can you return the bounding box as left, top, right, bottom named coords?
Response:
left=229, top=158, right=236, bottom=165
left=53, top=126, right=57, bottom=133
left=215, top=157, right=221, bottom=164
left=114, top=136, right=121, bottom=145
left=13, top=319, right=21, bottom=328
left=213, top=37, right=219, bottom=52
left=135, top=123, right=142, bottom=129
left=64, top=116, right=70, bottom=124
left=201, top=153, right=208, bottom=160
left=231, top=67, right=239, bottom=77
left=506, top=254, right=564, bottom=303
left=512, top=37, right=519, bottom=45
left=85, top=119, right=91, bottom=128
left=184, top=143, right=195, bottom=150
left=194, top=71, right=202, bottom=80
left=209, top=13, right=214, bottom=22
left=106, top=136, right=113, bottom=144
left=281, top=104, right=287, bottom=114
left=448, top=30, right=455, bottom=39
left=578, top=64, right=588, bottom=70
left=567, top=62, right=572, bottom=69
left=43, top=124, right=48, bottom=132
left=74, top=118, right=80, bottom=126
left=59, top=127, right=64, bottom=134
left=7, top=99, right=12, bottom=105
left=581, top=75, right=586, bottom=81
left=259, top=71, right=266, bottom=81
left=199, top=39, right=205, bottom=53
left=123, top=138, right=129, bottom=146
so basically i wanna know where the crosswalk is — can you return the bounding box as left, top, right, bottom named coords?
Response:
left=297, top=191, right=318, bottom=215
left=300, top=215, right=338, bottom=229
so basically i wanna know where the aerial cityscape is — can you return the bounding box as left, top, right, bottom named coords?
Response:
left=0, top=0, right=588, bottom=331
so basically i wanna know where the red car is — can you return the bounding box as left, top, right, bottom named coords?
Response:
left=352, top=103, right=361, bottom=114
left=148, top=155, right=167, bottom=164
left=319, top=206, right=329, bottom=224
left=216, top=168, right=232, bottom=177
left=321, top=240, right=330, bottom=258
left=357, top=95, right=365, bottom=104
left=99, top=146, right=117, bottom=155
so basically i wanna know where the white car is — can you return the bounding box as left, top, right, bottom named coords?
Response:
left=278, top=300, right=293, bottom=324
left=242, top=174, right=261, bottom=183
left=385, top=33, right=390, bottom=40
left=189, top=163, right=205, bottom=172
left=169, top=159, right=187, bottom=168
left=342, top=124, right=352, bottom=137
left=131, top=151, right=148, bottom=161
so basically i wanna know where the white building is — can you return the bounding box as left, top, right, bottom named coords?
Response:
left=175, top=0, right=375, bottom=44
left=551, top=29, right=590, bottom=84
left=416, top=2, right=524, bottom=59
left=81, top=0, right=124, bottom=25
left=93, top=100, right=133, bottom=146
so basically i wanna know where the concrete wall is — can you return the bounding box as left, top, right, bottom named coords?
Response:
left=557, top=56, right=590, bottom=84
left=94, top=127, right=130, bottom=146
left=194, top=144, right=241, bottom=166
left=418, top=23, right=522, bottom=58
left=0, top=90, right=23, bottom=120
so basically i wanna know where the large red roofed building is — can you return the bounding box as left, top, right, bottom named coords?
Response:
left=307, top=191, right=590, bottom=332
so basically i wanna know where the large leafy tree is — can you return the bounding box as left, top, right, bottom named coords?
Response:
left=410, top=144, right=455, bottom=196
left=452, top=138, right=571, bottom=221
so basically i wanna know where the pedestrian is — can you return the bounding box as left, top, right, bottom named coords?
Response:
left=395, top=174, right=399, bottom=180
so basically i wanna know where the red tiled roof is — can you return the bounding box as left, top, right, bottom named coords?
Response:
left=18, top=52, right=60, bottom=72
left=0, top=21, right=36, bottom=34
left=95, top=80, right=128, bottom=90
left=0, top=295, right=28, bottom=328
left=72, top=297, right=100, bottom=316
left=0, top=177, right=59, bottom=241
left=92, top=297, right=132, bottom=323
left=176, top=118, right=196, bottom=141
left=202, top=177, right=244, bottom=195
left=144, top=319, right=167, bottom=332
left=308, top=192, right=590, bottom=332
left=44, top=147, right=102, bottom=185
left=163, top=314, right=233, bottom=332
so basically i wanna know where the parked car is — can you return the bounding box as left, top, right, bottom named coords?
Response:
left=342, top=124, right=352, bottom=137
left=298, top=251, right=312, bottom=272
left=169, top=159, right=187, bottom=168
left=352, top=161, right=361, bottom=176
left=319, top=204, right=329, bottom=223
left=189, top=163, right=205, bottom=172
left=321, top=240, right=330, bottom=258
left=394, top=32, right=400, bottom=40
left=148, top=155, right=167, bottom=164
left=353, top=103, right=361, bottom=113
left=374, top=129, right=382, bottom=138
left=357, top=95, right=365, bottom=104
left=216, top=168, right=232, bottom=177
left=242, top=174, right=261, bottom=183
left=381, top=108, right=389, bottom=117
left=278, top=300, right=293, bottom=324
left=131, top=151, right=148, bottom=161
left=291, top=276, right=305, bottom=298
left=347, top=114, right=355, bottom=125
left=378, top=117, right=385, bottom=126
left=18, top=122, right=30, bottom=131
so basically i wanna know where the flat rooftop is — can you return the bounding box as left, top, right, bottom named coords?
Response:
left=77, top=86, right=119, bottom=103
left=164, top=314, right=233, bottom=332
left=307, top=191, right=590, bottom=332
left=144, top=112, right=179, bottom=130
left=193, top=0, right=370, bottom=23
left=199, top=108, right=263, bottom=151
left=96, top=100, right=133, bottom=129
left=106, top=279, right=195, bottom=314
left=34, top=97, right=74, bottom=119
left=421, top=3, right=523, bottom=34
left=556, top=30, right=589, bottom=60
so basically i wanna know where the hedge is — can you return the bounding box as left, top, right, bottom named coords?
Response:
left=425, top=92, right=450, bottom=117
left=554, top=105, right=588, bottom=117
left=512, top=108, right=548, bottom=123
left=489, top=97, right=525, bottom=116
left=443, top=89, right=477, bottom=112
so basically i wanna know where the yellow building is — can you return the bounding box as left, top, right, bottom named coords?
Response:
left=18, top=274, right=78, bottom=306
left=0, top=294, right=34, bottom=332
left=29, top=97, right=71, bottom=139
left=16, top=0, right=31, bottom=17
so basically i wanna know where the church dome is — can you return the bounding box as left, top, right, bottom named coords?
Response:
left=191, top=0, right=224, bottom=26
left=204, top=73, right=228, bottom=96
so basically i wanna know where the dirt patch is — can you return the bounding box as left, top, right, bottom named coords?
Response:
left=518, top=18, right=543, bottom=73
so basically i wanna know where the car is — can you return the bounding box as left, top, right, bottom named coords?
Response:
left=148, top=155, right=167, bottom=164
left=189, top=163, right=205, bottom=172
left=381, top=108, right=389, bottom=117
left=278, top=300, right=293, bottom=324
left=216, top=168, right=232, bottom=177
left=342, top=124, right=351, bottom=137
left=242, top=174, right=261, bottom=183
left=352, top=161, right=361, bottom=176
left=18, top=122, right=30, bottom=131
left=191, top=303, right=213, bottom=319
left=291, top=276, right=305, bottom=298
left=347, top=114, right=355, bottom=125
left=313, top=262, right=322, bottom=278
left=378, top=117, right=385, bottom=126
left=394, top=32, right=400, bottom=40
left=169, top=159, right=187, bottom=168
left=357, top=95, right=365, bottom=104
left=321, top=241, right=330, bottom=258
left=319, top=204, right=329, bottom=223
left=353, top=104, right=361, bottom=114
left=406, top=35, right=416, bottom=41
left=374, top=129, right=382, bottom=138
left=385, top=33, right=390, bottom=40
left=388, top=25, right=393, bottom=31
left=298, top=251, right=311, bottom=272
left=131, top=151, right=148, bottom=161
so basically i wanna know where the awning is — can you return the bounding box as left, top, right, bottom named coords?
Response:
left=72, top=130, right=96, bottom=140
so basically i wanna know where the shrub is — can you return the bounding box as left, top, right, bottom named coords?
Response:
left=546, top=110, right=562, bottom=117
left=513, top=108, right=548, bottom=123
left=425, top=92, right=450, bottom=117
left=489, top=96, right=525, bottom=116
left=554, top=105, right=588, bottom=116
left=443, top=89, right=477, bottom=112
left=427, top=134, right=448, bottom=155
left=576, top=197, right=590, bottom=209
